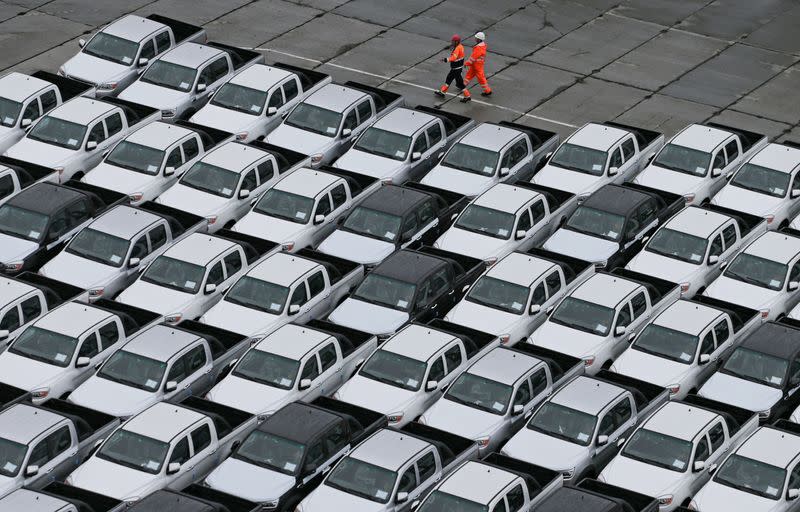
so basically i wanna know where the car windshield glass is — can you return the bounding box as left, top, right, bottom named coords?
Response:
left=225, top=276, right=289, bottom=314
left=550, top=143, right=607, bottom=176
left=96, top=429, right=170, bottom=475
left=211, top=83, right=267, bottom=115
left=326, top=457, right=397, bottom=504
left=354, top=127, right=411, bottom=161
left=105, top=141, right=165, bottom=175
left=342, top=206, right=402, bottom=243
left=232, top=349, right=299, bottom=389
left=0, top=98, right=22, bottom=127
left=98, top=350, right=167, bottom=391
left=646, top=228, right=708, bottom=264
left=141, top=60, right=197, bottom=92
left=0, top=437, right=26, bottom=477
left=730, top=163, right=790, bottom=198
left=445, top=372, right=513, bottom=415
left=633, top=324, right=699, bottom=364
left=284, top=103, right=341, bottom=137
left=360, top=349, right=427, bottom=391
left=235, top=430, right=305, bottom=475
left=28, top=116, right=87, bottom=150
left=653, top=144, right=711, bottom=177
left=715, top=454, right=785, bottom=500
left=353, top=274, right=416, bottom=311
left=565, top=206, right=625, bottom=242
left=254, top=189, right=314, bottom=224
left=442, top=143, right=499, bottom=176
left=528, top=402, right=597, bottom=446
left=721, top=347, right=788, bottom=388
left=83, top=33, right=139, bottom=65
left=550, top=296, right=615, bottom=336
left=8, top=326, right=79, bottom=367
left=180, top=161, right=240, bottom=198
left=455, top=204, right=515, bottom=240
left=724, top=253, right=787, bottom=291
left=66, top=228, right=130, bottom=267
left=623, top=429, right=693, bottom=472
left=418, top=491, right=488, bottom=512
left=466, top=276, right=529, bottom=314
left=141, top=256, right=205, bottom=293
left=0, top=205, right=48, bottom=242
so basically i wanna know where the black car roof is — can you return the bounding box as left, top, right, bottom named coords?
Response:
left=373, top=249, right=448, bottom=282
left=582, top=184, right=650, bottom=216
left=538, top=487, right=618, bottom=512
left=741, top=322, right=800, bottom=359
left=7, top=182, right=83, bottom=214
left=359, top=185, right=430, bottom=217
left=259, top=402, right=341, bottom=444
left=130, top=490, right=217, bottom=512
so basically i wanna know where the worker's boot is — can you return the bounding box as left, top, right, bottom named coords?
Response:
left=481, top=90, right=492, bottom=97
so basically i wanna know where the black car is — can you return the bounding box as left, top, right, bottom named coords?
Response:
left=130, top=486, right=260, bottom=512
left=537, top=479, right=659, bottom=512
left=543, top=182, right=684, bottom=270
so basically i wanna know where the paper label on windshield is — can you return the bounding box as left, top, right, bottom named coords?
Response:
left=680, top=352, right=692, bottom=362
left=395, top=150, right=406, bottom=158
left=147, top=164, right=158, bottom=172
left=385, top=231, right=396, bottom=240
left=397, top=299, right=408, bottom=308
left=596, top=324, right=608, bottom=334
left=690, top=254, right=702, bottom=262
left=280, top=378, right=292, bottom=386
left=577, top=433, right=589, bottom=442
left=774, top=188, right=785, bottom=195
left=770, top=279, right=781, bottom=288
left=145, top=460, right=160, bottom=471
left=3, top=117, right=13, bottom=125
left=110, top=255, right=122, bottom=264
left=67, top=138, right=78, bottom=146
left=28, top=230, right=40, bottom=238
left=375, top=490, right=388, bottom=500
left=672, top=459, right=686, bottom=470
left=55, top=353, right=67, bottom=363
left=122, top=56, right=132, bottom=64
left=492, top=401, right=504, bottom=411
left=185, top=280, right=196, bottom=288
left=146, top=379, right=158, bottom=389
left=326, top=127, right=336, bottom=134
left=696, top=166, right=706, bottom=173
left=3, top=462, right=16, bottom=473
left=296, top=211, right=307, bottom=220
left=483, top=166, right=494, bottom=173
left=767, top=486, right=779, bottom=496
left=592, top=164, right=602, bottom=171
left=511, top=301, right=523, bottom=311
left=270, top=303, right=282, bottom=312
left=498, top=228, right=509, bottom=237
left=250, top=105, right=261, bottom=112
left=179, top=82, right=190, bottom=90
left=284, top=462, right=297, bottom=471
left=770, top=376, right=782, bottom=384
left=218, top=187, right=230, bottom=196
left=407, top=378, right=418, bottom=387
left=608, top=230, right=618, bottom=238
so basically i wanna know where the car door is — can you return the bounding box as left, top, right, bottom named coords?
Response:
left=125, top=233, right=150, bottom=279
left=238, top=167, right=258, bottom=201
left=526, top=280, right=549, bottom=334
left=524, top=198, right=549, bottom=247
left=304, top=270, right=332, bottom=320
left=74, top=331, right=101, bottom=376
left=24, top=425, right=74, bottom=486
left=595, top=397, right=634, bottom=469
left=316, top=341, right=342, bottom=394
left=200, top=259, right=226, bottom=312
left=166, top=343, right=211, bottom=400
left=425, top=266, right=456, bottom=318
left=0, top=301, right=22, bottom=344
left=337, top=108, right=359, bottom=155
left=509, top=375, right=536, bottom=429
left=606, top=146, right=625, bottom=185
left=788, top=172, right=800, bottom=227
left=187, top=423, right=215, bottom=481
left=166, top=435, right=193, bottom=487
left=413, top=198, right=440, bottom=246
left=695, top=330, right=718, bottom=383
left=85, top=119, right=110, bottom=169
left=499, top=137, right=530, bottom=182
left=299, top=353, right=323, bottom=399
left=205, top=57, right=230, bottom=98
left=288, top=279, right=313, bottom=322
left=20, top=97, right=42, bottom=129
left=425, top=123, right=445, bottom=173
left=783, top=258, right=800, bottom=315
left=92, top=320, right=122, bottom=381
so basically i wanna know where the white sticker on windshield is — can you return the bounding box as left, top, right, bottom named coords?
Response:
left=608, top=230, right=618, bottom=238
left=68, top=138, right=78, bottom=146
left=690, top=254, right=702, bottom=262
left=679, top=352, right=692, bottom=362
left=122, top=56, right=132, bottom=64
left=270, top=303, right=282, bottom=312
left=179, top=82, right=190, bottom=90
left=498, top=228, right=509, bottom=236
left=185, top=280, right=196, bottom=288
left=492, top=401, right=504, bottom=411
left=770, top=376, right=782, bottom=384
left=672, top=459, right=686, bottom=469
left=577, top=432, right=589, bottom=442
left=296, top=211, right=307, bottom=219
left=770, top=279, right=781, bottom=288
left=767, top=486, right=779, bottom=496
left=146, top=379, right=158, bottom=389
left=397, top=299, right=408, bottom=308
left=483, top=166, right=494, bottom=173
left=110, top=255, right=122, bottom=264
left=596, top=324, right=608, bottom=334
left=147, top=164, right=158, bottom=172
left=222, top=187, right=232, bottom=195
left=3, top=462, right=16, bottom=473
left=28, top=230, right=40, bottom=238
left=284, top=462, right=297, bottom=471
left=250, top=105, right=261, bottom=112
left=407, top=378, right=419, bottom=387
left=3, top=117, right=13, bottom=125
left=385, top=231, right=396, bottom=240
left=145, top=460, right=160, bottom=471
left=696, top=166, right=706, bottom=173
left=55, top=353, right=67, bottom=362
left=375, top=490, right=388, bottom=500
left=592, top=164, right=602, bottom=171
left=511, top=301, right=523, bottom=311
left=774, top=188, right=785, bottom=195
left=395, top=150, right=406, bottom=158
left=280, top=378, right=292, bottom=386
left=326, top=127, right=336, bottom=134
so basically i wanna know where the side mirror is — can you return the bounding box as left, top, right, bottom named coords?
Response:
left=725, top=172, right=734, bottom=181
left=793, top=190, right=800, bottom=199
left=78, top=39, right=86, bottom=48
left=529, top=304, right=541, bottom=315
left=396, top=492, right=409, bottom=504
left=708, top=255, right=719, bottom=265
left=515, top=230, right=526, bottom=240
left=616, top=437, right=626, bottom=448
left=426, top=380, right=439, bottom=392
left=20, top=118, right=31, bottom=128
left=204, top=283, right=217, bottom=295
left=641, top=235, right=650, bottom=245
left=165, top=380, right=177, bottom=392
left=314, top=214, right=325, bottom=225
left=266, top=106, right=278, bottom=116
left=76, top=356, right=91, bottom=368
left=196, top=83, right=207, bottom=93
left=437, top=152, right=444, bottom=159
left=299, top=378, right=311, bottom=390
left=462, top=284, right=470, bottom=293
left=499, top=167, right=510, bottom=177
left=546, top=305, right=555, bottom=316
left=341, top=128, right=352, bottom=138
left=789, top=489, right=800, bottom=500
left=166, top=462, right=181, bottom=475
left=138, top=57, right=149, bottom=67
left=693, top=460, right=706, bottom=473
left=699, top=353, right=711, bottom=365
left=790, top=281, right=800, bottom=292
left=597, top=435, right=609, bottom=447
left=89, top=438, right=103, bottom=456
left=128, top=257, right=140, bottom=269
left=164, top=166, right=175, bottom=176
left=25, top=465, right=39, bottom=477
left=615, top=325, right=627, bottom=336
left=707, top=463, right=718, bottom=475
left=288, top=304, right=300, bottom=315
left=86, top=140, right=97, bottom=151
left=711, top=167, right=722, bottom=178
left=608, top=166, right=619, bottom=176
left=545, top=151, right=553, bottom=160
left=719, top=261, right=729, bottom=270
left=512, top=404, right=524, bottom=416
left=410, top=152, right=422, bottom=162
left=411, top=500, right=421, bottom=510
left=239, top=189, right=250, bottom=200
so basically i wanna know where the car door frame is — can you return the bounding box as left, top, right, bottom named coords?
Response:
left=23, top=422, right=76, bottom=488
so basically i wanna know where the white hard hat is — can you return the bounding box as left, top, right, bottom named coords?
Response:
left=475, top=31, right=485, bottom=41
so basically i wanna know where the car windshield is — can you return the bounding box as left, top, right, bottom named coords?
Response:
left=715, top=454, right=785, bottom=500
left=0, top=98, right=22, bottom=127
left=232, top=349, right=299, bottom=389
left=141, top=256, right=205, bottom=293
left=528, top=402, right=597, bottom=446
left=180, top=161, right=240, bottom=198
left=353, top=274, right=416, bottom=311
left=96, top=429, right=170, bottom=475
left=354, top=127, right=411, bottom=161
left=0, top=205, right=49, bottom=242
left=646, top=228, right=708, bottom=264
left=66, top=228, right=130, bottom=267
left=83, top=33, right=139, bottom=66
left=98, top=350, right=167, bottom=391
left=326, top=457, right=397, bottom=504
left=455, top=204, right=515, bottom=240
left=565, top=206, right=626, bottom=242
left=210, top=83, right=267, bottom=115
left=0, top=437, right=26, bottom=477
left=8, top=326, right=79, bottom=367
left=359, top=349, right=427, bottom=391
left=721, top=347, right=789, bottom=388
left=254, top=189, right=314, bottom=224
left=442, top=143, right=499, bottom=176
left=632, top=324, right=699, bottom=364
left=466, top=276, right=529, bottom=314
left=730, top=163, right=790, bottom=198
left=27, top=116, right=87, bottom=150
left=622, top=428, right=693, bottom=472
left=549, top=143, right=607, bottom=176
left=341, top=206, right=402, bottom=243
left=105, top=141, right=165, bottom=175
left=418, top=491, right=488, bottom=512
left=653, top=144, right=711, bottom=177
left=284, top=103, right=341, bottom=137
left=235, top=430, right=305, bottom=475
left=550, top=296, right=615, bottom=336
left=225, top=276, right=289, bottom=314
left=141, top=60, right=197, bottom=92
left=724, top=253, right=787, bottom=291
left=445, top=372, right=513, bottom=415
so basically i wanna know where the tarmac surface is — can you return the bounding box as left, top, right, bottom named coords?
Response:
left=2, top=0, right=799, bottom=141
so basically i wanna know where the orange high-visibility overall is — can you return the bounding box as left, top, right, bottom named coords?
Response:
left=440, top=43, right=470, bottom=98
left=465, top=42, right=491, bottom=94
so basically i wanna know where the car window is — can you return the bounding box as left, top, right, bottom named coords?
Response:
left=331, top=184, right=347, bottom=210
left=88, top=122, right=105, bottom=143
left=616, top=303, right=632, bottom=329
left=319, top=343, right=337, bottom=372
left=507, top=484, right=525, bottom=512
left=791, top=261, right=800, bottom=284
left=790, top=464, right=800, bottom=490
left=531, top=282, right=546, bottom=305
left=210, top=58, right=229, bottom=82
left=492, top=501, right=508, bottom=512
left=429, top=268, right=450, bottom=297
left=598, top=412, right=616, bottom=437
left=324, top=422, right=348, bottom=454
left=207, top=261, right=224, bottom=286
left=356, top=101, right=372, bottom=125
left=545, top=271, right=561, bottom=296
left=700, top=332, right=715, bottom=355
left=712, top=151, right=726, bottom=170
left=402, top=213, right=418, bottom=241
left=167, top=349, right=192, bottom=383
left=793, top=175, right=800, bottom=194
left=20, top=296, right=41, bottom=324
left=78, top=333, right=100, bottom=359
left=224, top=251, right=242, bottom=276
left=198, top=65, right=214, bottom=86
left=140, top=39, right=156, bottom=61
left=418, top=451, right=436, bottom=482
left=257, top=160, right=275, bottom=182
left=709, top=234, right=723, bottom=257
left=241, top=169, right=257, bottom=193
left=149, top=224, right=167, bottom=252
left=305, top=440, right=325, bottom=471
left=290, top=284, right=308, bottom=307
left=22, top=100, right=41, bottom=123
left=66, top=200, right=91, bottom=229
left=283, top=79, right=298, bottom=102
left=130, top=236, right=149, bottom=260
left=501, top=139, right=528, bottom=169
left=612, top=398, right=632, bottom=426
left=300, top=356, right=320, bottom=382
left=530, top=368, right=548, bottom=396
left=28, top=438, right=50, bottom=467
left=517, top=210, right=532, bottom=233
left=155, top=31, right=170, bottom=54
left=191, top=424, right=211, bottom=452
left=514, top=378, right=532, bottom=406
left=722, top=224, right=736, bottom=249
left=713, top=320, right=730, bottom=344
left=637, top=201, right=658, bottom=226
left=49, top=210, right=69, bottom=238
left=419, top=200, right=436, bottom=226
left=0, top=174, right=13, bottom=200
left=106, top=113, right=122, bottom=137
left=98, top=321, right=119, bottom=350
left=530, top=200, right=545, bottom=224
left=398, top=465, right=418, bottom=494
left=0, top=307, right=20, bottom=332
left=631, top=292, right=647, bottom=319
left=170, top=437, right=190, bottom=465
left=708, top=422, right=725, bottom=452
left=427, top=123, right=443, bottom=145
left=342, top=110, right=357, bottom=132
left=185, top=345, right=206, bottom=373
left=315, top=194, right=332, bottom=218
left=268, top=89, right=284, bottom=110
left=621, top=138, right=636, bottom=161
left=412, top=133, right=429, bottom=155
left=40, top=90, right=57, bottom=114
left=428, top=357, right=445, bottom=382
left=444, top=345, right=462, bottom=374
left=49, top=426, right=71, bottom=459
left=166, top=147, right=183, bottom=169
left=609, top=147, right=623, bottom=169
left=183, top=138, right=199, bottom=161
left=724, top=140, right=739, bottom=162
left=308, top=271, right=325, bottom=298
left=695, top=436, right=711, bottom=462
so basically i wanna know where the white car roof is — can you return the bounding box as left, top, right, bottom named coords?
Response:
left=0, top=489, right=69, bottom=510
left=670, top=124, right=732, bottom=153
left=304, top=83, right=367, bottom=113
left=743, top=231, right=800, bottom=265
left=0, top=404, right=64, bottom=444
left=642, top=401, right=720, bottom=441
left=228, top=64, right=293, bottom=91
left=551, top=375, right=626, bottom=415
left=652, top=300, right=724, bottom=335
left=467, top=347, right=541, bottom=386
left=255, top=323, right=332, bottom=360
left=123, top=402, right=205, bottom=442
left=122, top=324, right=200, bottom=362
left=570, top=273, right=641, bottom=308
left=371, top=108, right=435, bottom=135
left=661, top=206, right=731, bottom=239
left=160, top=42, right=226, bottom=68
left=736, top=426, right=800, bottom=468
left=89, top=205, right=162, bottom=239
left=485, top=252, right=557, bottom=286
left=0, top=277, right=35, bottom=305
left=50, top=97, right=117, bottom=125
left=163, top=233, right=238, bottom=266
left=274, top=167, right=340, bottom=196
left=246, top=252, right=320, bottom=287
left=382, top=324, right=457, bottom=362
left=201, top=142, right=271, bottom=173
left=34, top=301, right=115, bottom=338
left=472, top=183, right=540, bottom=214
left=567, top=123, right=629, bottom=152
left=748, top=143, right=800, bottom=174
left=439, top=460, right=518, bottom=504
left=103, top=14, right=165, bottom=42
left=0, top=72, right=53, bottom=102
left=350, top=429, right=430, bottom=470
left=125, top=121, right=194, bottom=150
left=458, top=123, right=523, bottom=151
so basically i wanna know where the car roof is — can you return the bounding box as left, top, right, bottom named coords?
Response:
left=662, top=206, right=731, bottom=239
left=103, top=14, right=165, bottom=42
left=163, top=232, right=239, bottom=266
left=122, top=324, right=201, bottom=362
left=0, top=277, right=36, bottom=304
left=486, top=252, right=557, bottom=285
left=373, top=249, right=448, bottom=283
left=34, top=301, right=115, bottom=338
left=737, top=426, right=800, bottom=468
left=0, top=404, right=64, bottom=444
left=50, top=97, right=116, bottom=125
left=274, top=167, right=341, bottom=196
left=570, top=273, right=641, bottom=308
left=551, top=375, right=627, bottom=415
left=382, top=324, right=457, bottom=362
left=246, top=251, right=320, bottom=286
left=0, top=72, right=52, bottom=102
left=582, top=184, right=651, bottom=216
left=228, top=64, right=294, bottom=91
left=472, top=183, right=541, bottom=213
left=89, top=205, right=162, bottom=239
left=0, top=489, right=69, bottom=511
left=125, top=121, right=194, bottom=150
left=160, top=42, right=225, bottom=68
left=371, top=108, right=436, bottom=135
left=567, top=122, right=629, bottom=152
left=652, top=300, right=724, bottom=335
left=458, top=122, right=523, bottom=151
left=743, top=231, right=800, bottom=264
left=201, top=142, right=271, bottom=173
left=670, top=124, right=732, bottom=153
left=749, top=143, right=800, bottom=174
left=260, top=402, right=340, bottom=444
left=467, top=347, right=541, bottom=385
left=8, top=182, right=85, bottom=215
left=739, top=321, right=800, bottom=360
left=358, top=185, right=431, bottom=217
left=642, top=401, right=720, bottom=441
left=305, top=83, right=367, bottom=113
left=351, top=429, right=430, bottom=470
left=123, top=402, right=205, bottom=442
left=439, top=460, right=518, bottom=504
left=255, top=323, right=333, bottom=359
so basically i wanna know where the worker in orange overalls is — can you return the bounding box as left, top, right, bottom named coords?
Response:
left=464, top=32, right=491, bottom=96
left=435, top=34, right=471, bottom=103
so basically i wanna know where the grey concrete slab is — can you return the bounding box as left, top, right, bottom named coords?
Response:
left=333, top=0, right=440, bottom=27
left=614, top=0, right=709, bottom=27
left=316, top=62, right=384, bottom=86
left=475, top=60, right=580, bottom=113
left=614, top=94, right=718, bottom=138
left=731, top=65, right=800, bottom=125
left=745, top=6, right=800, bottom=55
left=0, top=3, right=22, bottom=23
left=40, top=0, right=152, bottom=26
left=12, top=37, right=82, bottom=74
left=394, top=54, right=454, bottom=90
left=396, top=0, right=527, bottom=41
left=3, top=0, right=47, bottom=8
left=288, top=0, right=350, bottom=10
left=530, top=77, right=650, bottom=126
left=512, top=113, right=577, bottom=140
left=596, top=29, right=727, bottom=91
left=262, top=51, right=320, bottom=72
left=380, top=81, right=446, bottom=113
left=133, top=0, right=252, bottom=26
left=439, top=96, right=517, bottom=124
left=267, top=13, right=384, bottom=63
left=777, top=127, right=800, bottom=144
left=530, top=13, right=665, bottom=75
left=205, top=0, right=322, bottom=47
left=0, top=11, right=90, bottom=71
left=329, top=29, right=442, bottom=79
left=708, top=109, right=792, bottom=140
left=661, top=43, right=796, bottom=108
left=678, top=0, right=797, bottom=40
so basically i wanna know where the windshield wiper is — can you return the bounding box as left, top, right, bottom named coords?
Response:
left=225, top=295, right=274, bottom=313
left=725, top=269, right=768, bottom=288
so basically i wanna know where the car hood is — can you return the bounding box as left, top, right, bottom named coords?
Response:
left=40, top=251, right=117, bottom=289
left=317, top=230, right=395, bottom=266
left=633, top=165, right=702, bottom=196
left=421, top=166, right=493, bottom=197
left=704, top=276, right=778, bottom=311
left=531, top=320, right=606, bottom=358
left=601, top=456, right=684, bottom=498
left=532, top=165, right=600, bottom=195
left=62, top=52, right=130, bottom=84
left=693, top=481, right=782, bottom=512
left=612, top=348, right=691, bottom=388
left=0, top=351, right=66, bottom=390
left=190, top=105, right=258, bottom=134
left=423, top=397, right=504, bottom=439
left=543, top=229, right=618, bottom=264
left=327, top=298, right=409, bottom=335
left=266, top=125, right=332, bottom=156
left=67, top=457, right=158, bottom=500
left=301, top=484, right=388, bottom=512
left=233, top=212, right=300, bottom=243
left=205, top=458, right=296, bottom=502
left=699, top=372, right=783, bottom=412
left=0, top=234, right=38, bottom=263
left=69, top=376, right=156, bottom=418
left=207, top=374, right=291, bottom=415
left=626, top=251, right=701, bottom=285
left=157, top=184, right=230, bottom=217
left=201, top=301, right=282, bottom=337
left=711, top=186, right=783, bottom=217
left=445, top=300, right=520, bottom=336
left=117, top=281, right=193, bottom=316
left=119, top=82, right=187, bottom=111
left=83, top=164, right=155, bottom=195
left=336, top=375, right=417, bottom=416
left=502, top=428, right=588, bottom=472
left=333, top=150, right=404, bottom=180
left=435, top=227, right=507, bottom=260
left=5, top=138, right=74, bottom=167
